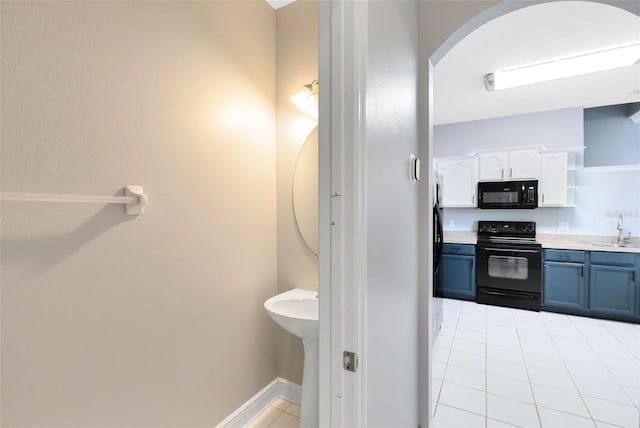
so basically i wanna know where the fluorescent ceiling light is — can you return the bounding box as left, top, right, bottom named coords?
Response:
left=485, top=43, right=640, bottom=91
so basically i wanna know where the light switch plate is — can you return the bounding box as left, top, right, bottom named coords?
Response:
left=558, top=222, right=569, bottom=231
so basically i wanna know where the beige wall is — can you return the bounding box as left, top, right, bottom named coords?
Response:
left=275, top=0, right=319, bottom=385
left=420, top=0, right=499, bottom=59
left=1, top=1, right=277, bottom=426
left=0, top=0, right=511, bottom=424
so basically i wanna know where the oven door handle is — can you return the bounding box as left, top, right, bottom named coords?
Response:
left=479, top=290, right=537, bottom=300
left=478, top=247, right=540, bottom=254
left=481, top=290, right=510, bottom=297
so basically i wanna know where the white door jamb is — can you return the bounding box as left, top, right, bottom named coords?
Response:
left=318, top=0, right=368, bottom=426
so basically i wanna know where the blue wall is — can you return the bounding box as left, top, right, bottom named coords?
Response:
left=584, top=103, right=640, bottom=167
left=434, top=107, right=583, bottom=157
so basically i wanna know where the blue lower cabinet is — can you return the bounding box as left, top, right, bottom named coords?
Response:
left=589, top=264, right=636, bottom=319
left=542, top=261, right=586, bottom=312
left=440, top=253, right=475, bottom=300
left=542, top=250, right=587, bottom=314
left=542, top=250, right=640, bottom=322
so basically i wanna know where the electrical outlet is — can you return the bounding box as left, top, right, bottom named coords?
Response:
left=558, top=222, right=569, bottom=231
left=448, top=220, right=455, bottom=229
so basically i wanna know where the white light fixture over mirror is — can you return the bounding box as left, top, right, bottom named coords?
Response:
left=290, top=79, right=319, bottom=116
left=485, top=43, right=640, bottom=91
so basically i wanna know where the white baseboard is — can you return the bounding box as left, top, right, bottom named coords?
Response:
left=216, top=377, right=302, bottom=427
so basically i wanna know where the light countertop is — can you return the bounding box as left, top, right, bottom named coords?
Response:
left=443, top=231, right=640, bottom=254
left=443, top=231, right=476, bottom=245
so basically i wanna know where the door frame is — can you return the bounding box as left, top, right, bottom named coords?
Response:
left=318, top=0, right=368, bottom=426
left=418, top=1, right=640, bottom=426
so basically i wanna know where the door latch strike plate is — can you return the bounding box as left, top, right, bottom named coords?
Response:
left=410, top=155, right=421, bottom=181
left=343, top=351, right=358, bottom=372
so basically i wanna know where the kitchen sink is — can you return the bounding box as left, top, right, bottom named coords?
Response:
left=586, top=242, right=640, bottom=249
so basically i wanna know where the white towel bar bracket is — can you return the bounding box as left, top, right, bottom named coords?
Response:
left=124, top=185, right=147, bottom=215
left=0, top=185, right=148, bottom=216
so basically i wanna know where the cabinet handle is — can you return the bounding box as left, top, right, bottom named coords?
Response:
left=580, top=266, right=583, bottom=277
left=542, top=193, right=545, bottom=204
left=632, top=271, right=636, bottom=283
left=510, top=168, right=513, bottom=177
left=501, top=168, right=504, bottom=179
left=472, top=195, right=475, bottom=204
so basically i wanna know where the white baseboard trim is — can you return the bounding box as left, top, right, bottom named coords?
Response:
left=216, top=377, right=302, bottom=428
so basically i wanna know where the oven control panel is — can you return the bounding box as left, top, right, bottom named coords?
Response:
left=478, top=221, right=536, bottom=235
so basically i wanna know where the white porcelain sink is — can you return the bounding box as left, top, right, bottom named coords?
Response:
left=264, top=288, right=319, bottom=427
left=264, top=288, right=318, bottom=339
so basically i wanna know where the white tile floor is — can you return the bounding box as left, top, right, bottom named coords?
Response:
left=247, top=398, right=300, bottom=428
left=432, top=298, right=640, bottom=428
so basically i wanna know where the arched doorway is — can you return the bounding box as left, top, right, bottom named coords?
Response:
left=424, top=1, right=640, bottom=426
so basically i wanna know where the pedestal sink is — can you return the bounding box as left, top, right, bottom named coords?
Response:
left=264, top=288, right=318, bottom=427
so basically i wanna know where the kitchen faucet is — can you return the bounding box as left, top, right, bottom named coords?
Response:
left=617, top=215, right=624, bottom=244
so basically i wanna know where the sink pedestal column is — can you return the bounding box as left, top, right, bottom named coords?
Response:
left=300, top=336, right=319, bottom=427
left=263, top=289, right=319, bottom=427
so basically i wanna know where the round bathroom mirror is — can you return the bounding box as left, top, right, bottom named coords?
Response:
left=293, top=127, right=318, bottom=256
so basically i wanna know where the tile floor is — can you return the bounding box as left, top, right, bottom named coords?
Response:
left=247, top=398, right=300, bottom=428
left=247, top=299, right=639, bottom=428
left=432, top=298, right=640, bottom=428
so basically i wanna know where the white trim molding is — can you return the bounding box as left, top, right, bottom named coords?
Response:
left=215, top=378, right=301, bottom=428
left=319, top=0, right=368, bottom=427
left=583, top=164, right=640, bottom=173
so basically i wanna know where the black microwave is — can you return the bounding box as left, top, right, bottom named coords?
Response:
left=477, top=180, right=538, bottom=209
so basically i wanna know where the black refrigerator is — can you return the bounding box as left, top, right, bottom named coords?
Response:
left=432, top=173, right=444, bottom=340
left=433, top=173, right=444, bottom=295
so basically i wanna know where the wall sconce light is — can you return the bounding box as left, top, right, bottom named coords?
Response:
left=290, top=80, right=319, bottom=116
left=485, top=43, right=640, bottom=91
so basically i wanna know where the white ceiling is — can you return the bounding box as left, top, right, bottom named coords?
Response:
left=264, top=0, right=296, bottom=10
left=434, top=1, right=640, bottom=125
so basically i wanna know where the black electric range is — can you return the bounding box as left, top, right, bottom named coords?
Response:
left=475, top=221, right=543, bottom=311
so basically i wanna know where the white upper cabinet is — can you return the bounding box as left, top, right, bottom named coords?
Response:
left=509, top=150, right=540, bottom=179
left=435, top=147, right=582, bottom=209
left=478, top=152, right=508, bottom=180
left=435, top=156, right=478, bottom=208
left=539, top=151, right=568, bottom=207
left=478, top=149, right=539, bottom=181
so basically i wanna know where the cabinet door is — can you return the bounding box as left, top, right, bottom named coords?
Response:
left=478, top=152, right=508, bottom=181
left=539, top=152, right=568, bottom=207
left=435, top=158, right=478, bottom=207
left=509, top=150, right=539, bottom=180
left=440, top=254, right=475, bottom=300
left=543, top=261, right=586, bottom=311
left=589, top=264, right=636, bottom=319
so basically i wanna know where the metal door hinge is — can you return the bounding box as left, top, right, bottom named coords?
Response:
left=343, top=351, right=358, bottom=372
